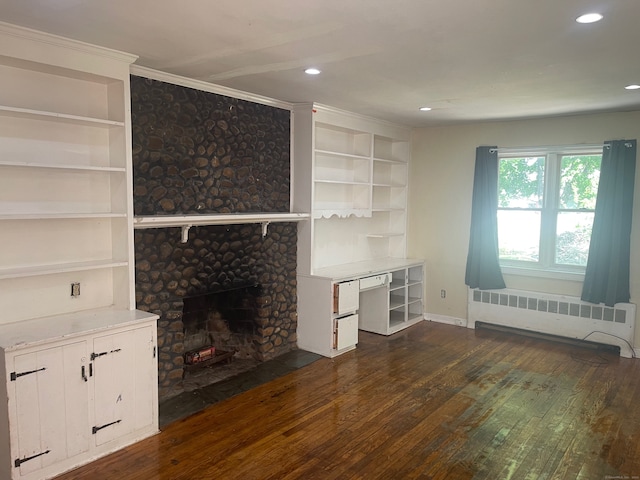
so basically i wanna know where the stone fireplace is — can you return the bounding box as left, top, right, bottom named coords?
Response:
left=135, top=223, right=298, bottom=400
left=130, top=75, right=296, bottom=401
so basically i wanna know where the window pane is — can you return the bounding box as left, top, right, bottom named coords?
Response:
left=498, top=210, right=540, bottom=262
left=559, top=155, right=601, bottom=209
left=498, top=157, right=545, bottom=208
left=555, top=212, right=594, bottom=266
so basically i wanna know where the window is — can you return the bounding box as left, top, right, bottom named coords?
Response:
left=497, top=147, right=601, bottom=275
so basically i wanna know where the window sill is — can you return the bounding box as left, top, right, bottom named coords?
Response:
left=500, top=265, right=585, bottom=282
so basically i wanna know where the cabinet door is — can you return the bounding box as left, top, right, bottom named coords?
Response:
left=10, top=342, right=89, bottom=476
left=333, top=280, right=360, bottom=315
left=334, top=314, right=359, bottom=350
left=91, top=325, right=156, bottom=446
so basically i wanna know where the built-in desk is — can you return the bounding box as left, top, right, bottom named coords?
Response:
left=297, top=258, right=425, bottom=357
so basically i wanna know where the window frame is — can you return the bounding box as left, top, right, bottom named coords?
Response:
left=497, top=146, right=602, bottom=280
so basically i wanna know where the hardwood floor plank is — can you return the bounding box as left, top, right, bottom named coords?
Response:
left=53, top=322, right=640, bottom=480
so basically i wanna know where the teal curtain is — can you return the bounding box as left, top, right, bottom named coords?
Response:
left=465, top=146, right=506, bottom=290
left=581, top=139, right=637, bottom=306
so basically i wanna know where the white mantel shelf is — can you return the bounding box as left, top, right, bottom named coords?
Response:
left=134, top=212, right=310, bottom=242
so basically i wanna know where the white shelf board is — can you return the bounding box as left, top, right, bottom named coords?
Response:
left=0, top=213, right=127, bottom=220
left=315, top=149, right=371, bottom=160
left=366, top=232, right=405, bottom=238
left=0, top=105, right=124, bottom=127
left=0, top=259, right=129, bottom=280
left=389, top=296, right=405, bottom=309
left=133, top=212, right=309, bottom=229
left=373, top=157, right=407, bottom=164
left=372, top=182, right=406, bottom=188
left=315, top=179, right=370, bottom=186
left=0, top=160, right=126, bottom=172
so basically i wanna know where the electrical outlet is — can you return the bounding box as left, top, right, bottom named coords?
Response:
left=440, top=289, right=446, bottom=299
left=71, top=282, right=81, bottom=297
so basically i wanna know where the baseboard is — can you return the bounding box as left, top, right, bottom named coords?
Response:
left=426, top=313, right=467, bottom=328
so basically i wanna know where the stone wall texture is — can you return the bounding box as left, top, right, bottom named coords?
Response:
left=130, top=76, right=297, bottom=401
left=130, top=75, right=290, bottom=216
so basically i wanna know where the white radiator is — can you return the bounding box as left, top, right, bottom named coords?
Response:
left=467, top=287, right=636, bottom=358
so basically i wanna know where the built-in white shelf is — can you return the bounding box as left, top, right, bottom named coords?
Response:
left=315, top=179, right=370, bottom=186
left=0, top=160, right=126, bottom=172
left=0, top=259, right=128, bottom=280
left=315, top=149, right=370, bottom=160
left=0, top=213, right=127, bottom=220
left=0, top=104, right=124, bottom=127
left=366, top=232, right=404, bottom=238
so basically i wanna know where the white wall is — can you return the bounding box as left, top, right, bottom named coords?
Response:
left=408, top=110, right=640, bottom=346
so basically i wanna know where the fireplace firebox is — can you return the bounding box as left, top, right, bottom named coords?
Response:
left=182, top=284, right=264, bottom=361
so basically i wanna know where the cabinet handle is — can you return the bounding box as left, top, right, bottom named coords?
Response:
left=14, top=450, right=50, bottom=468
left=89, top=363, right=93, bottom=377
left=92, top=419, right=121, bottom=434
left=81, top=365, right=88, bottom=382
left=10, top=367, right=46, bottom=381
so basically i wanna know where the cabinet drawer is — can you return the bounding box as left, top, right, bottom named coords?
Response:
left=333, top=280, right=359, bottom=315
left=334, top=314, right=359, bottom=351
left=359, top=273, right=391, bottom=291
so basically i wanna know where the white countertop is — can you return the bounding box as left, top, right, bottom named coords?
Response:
left=0, top=308, right=158, bottom=351
left=309, top=258, right=424, bottom=281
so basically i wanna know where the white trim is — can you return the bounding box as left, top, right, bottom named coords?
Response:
left=492, top=144, right=605, bottom=155
left=0, top=21, right=138, bottom=65
left=130, top=65, right=292, bottom=111
left=426, top=313, right=468, bottom=328
left=500, top=265, right=585, bottom=282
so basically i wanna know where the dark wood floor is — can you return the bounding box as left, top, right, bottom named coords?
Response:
left=55, top=321, right=640, bottom=480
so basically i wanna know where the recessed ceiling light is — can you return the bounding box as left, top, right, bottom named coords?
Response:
left=419, top=107, right=432, bottom=112
left=576, top=13, right=603, bottom=23
left=625, top=84, right=640, bottom=90
left=304, top=68, right=321, bottom=75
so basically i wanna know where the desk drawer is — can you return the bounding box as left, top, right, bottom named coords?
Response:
left=359, top=273, right=391, bottom=291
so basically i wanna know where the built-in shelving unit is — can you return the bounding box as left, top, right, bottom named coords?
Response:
left=388, top=264, right=424, bottom=332
left=293, top=103, right=412, bottom=275
left=0, top=23, right=138, bottom=324
left=293, top=104, right=423, bottom=355
left=0, top=21, right=160, bottom=480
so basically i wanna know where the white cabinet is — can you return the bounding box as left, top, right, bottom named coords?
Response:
left=91, top=325, right=157, bottom=446
left=299, top=260, right=424, bottom=357
left=293, top=104, right=411, bottom=275
left=10, top=342, right=89, bottom=478
left=0, top=23, right=138, bottom=325
left=0, top=310, right=158, bottom=480
left=297, top=276, right=360, bottom=358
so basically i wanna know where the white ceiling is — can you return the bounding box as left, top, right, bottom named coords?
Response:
left=1, top=0, right=640, bottom=127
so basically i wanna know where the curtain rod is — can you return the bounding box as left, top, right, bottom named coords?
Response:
left=489, top=142, right=634, bottom=154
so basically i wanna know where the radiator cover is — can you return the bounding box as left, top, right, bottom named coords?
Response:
left=467, top=287, right=636, bottom=358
